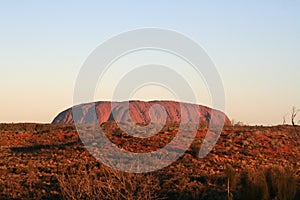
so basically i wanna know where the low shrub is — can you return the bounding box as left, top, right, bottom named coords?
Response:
left=57, top=164, right=163, bottom=200
left=238, top=166, right=296, bottom=200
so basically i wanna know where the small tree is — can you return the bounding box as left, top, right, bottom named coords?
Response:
left=291, top=107, right=299, bottom=126
left=225, top=164, right=236, bottom=200
left=282, top=113, right=288, bottom=125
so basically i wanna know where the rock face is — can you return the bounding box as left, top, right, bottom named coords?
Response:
left=52, top=100, right=231, bottom=126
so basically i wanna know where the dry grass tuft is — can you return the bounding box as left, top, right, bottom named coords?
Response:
left=57, top=163, right=163, bottom=200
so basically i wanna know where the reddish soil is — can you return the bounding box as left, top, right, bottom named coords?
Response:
left=0, top=123, right=299, bottom=199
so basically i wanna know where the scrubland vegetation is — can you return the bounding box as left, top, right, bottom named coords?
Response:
left=0, top=123, right=299, bottom=199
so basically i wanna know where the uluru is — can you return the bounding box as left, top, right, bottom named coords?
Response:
left=52, top=100, right=232, bottom=126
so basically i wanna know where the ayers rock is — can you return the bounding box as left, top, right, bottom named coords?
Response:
left=52, top=100, right=231, bottom=126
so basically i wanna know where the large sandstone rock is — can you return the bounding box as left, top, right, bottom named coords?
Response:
left=52, top=100, right=231, bottom=126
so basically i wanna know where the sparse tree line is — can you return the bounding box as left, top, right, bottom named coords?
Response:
left=282, top=106, right=300, bottom=126
left=231, top=106, right=300, bottom=126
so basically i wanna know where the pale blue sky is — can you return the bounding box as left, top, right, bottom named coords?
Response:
left=1, top=1, right=300, bottom=125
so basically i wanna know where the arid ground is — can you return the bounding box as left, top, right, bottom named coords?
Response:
left=0, top=123, right=299, bottom=199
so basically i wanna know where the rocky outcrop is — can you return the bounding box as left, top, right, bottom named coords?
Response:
left=52, top=100, right=231, bottom=126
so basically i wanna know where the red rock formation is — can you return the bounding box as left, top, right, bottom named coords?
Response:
left=52, top=100, right=232, bottom=126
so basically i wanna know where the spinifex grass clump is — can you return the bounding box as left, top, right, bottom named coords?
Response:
left=239, top=168, right=269, bottom=200
left=265, top=166, right=296, bottom=200
left=238, top=166, right=296, bottom=200
left=57, top=163, right=162, bottom=200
